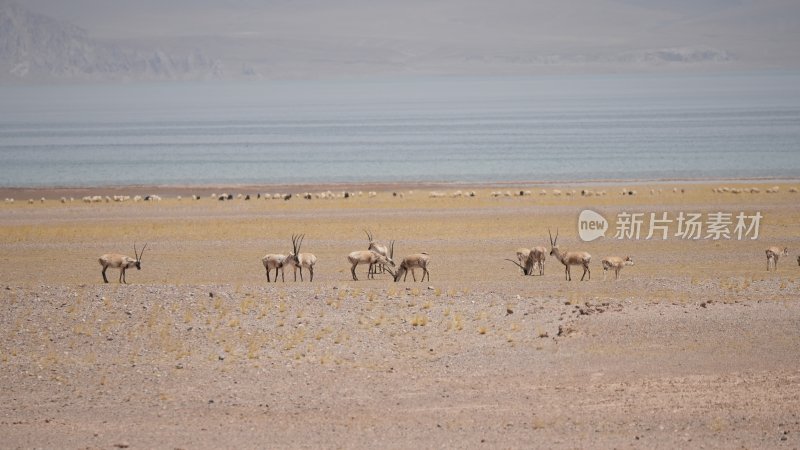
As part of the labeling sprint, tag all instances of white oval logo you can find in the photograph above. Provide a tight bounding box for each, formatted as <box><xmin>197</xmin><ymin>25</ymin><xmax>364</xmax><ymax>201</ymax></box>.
<box><xmin>578</xmin><ymin>210</ymin><xmax>608</xmax><ymax>241</ymax></box>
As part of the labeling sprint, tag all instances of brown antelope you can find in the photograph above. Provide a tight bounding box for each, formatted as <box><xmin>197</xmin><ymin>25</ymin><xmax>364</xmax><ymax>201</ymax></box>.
<box><xmin>261</xmin><ymin>253</ymin><xmax>286</xmax><ymax>282</ymax></box>
<box><xmin>507</xmin><ymin>248</ymin><xmax>534</xmax><ymax>276</ymax></box>
<box><xmin>98</xmin><ymin>243</ymin><xmax>147</xmax><ymax>284</ymax></box>
<box><xmin>283</xmin><ymin>234</ymin><xmax>317</xmax><ymax>282</ymax></box>
<box><xmin>392</xmin><ymin>253</ymin><xmax>431</xmax><ymax>282</ymax></box>
<box><xmin>365</xmin><ymin>230</ymin><xmax>390</xmax><ymax>274</ymax></box>
<box><xmin>766</xmin><ymin>246</ymin><xmax>788</xmax><ymax>271</ymax></box>
<box><xmin>347</xmin><ymin>244</ymin><xmax>395</xmax><ymax>281</ymax></box>
<box><xmin>508</xmin><ymin>245</ymin><xmax>547</xmax><ymax>276</ymax></box>
<box><xmin>530</xmin><ymin>246</ymin><xmax>546</xmax><ymax>276</ymax></box>
<box><xmin>601</xmin><ymin>256</ymin><xmax>634</xmax><ymax>280</ymax></box>
<box><xmin>548</xmin><ymin>229</ymin><xmax>591</xmax><ymax>281</ymax></box>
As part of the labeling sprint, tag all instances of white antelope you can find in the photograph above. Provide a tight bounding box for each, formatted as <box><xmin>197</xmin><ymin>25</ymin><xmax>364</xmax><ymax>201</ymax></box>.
<box><xmin>548</xmin><ymin>229</ymin><xmax>591</xmax><ymax>281</ymax></box>
<box><xmin>392</xmin><ymin>252</ymin><xmax>431</xmax><ymax>282</ymax></box>
<box><xmin>601</xmin><ymin>256</ymin><xmax>634</xmax><ymax>280</ymax></box>
<box><xmin>365</xmin><ymin>229</ymin><xmax>390</xmax><ymax>274</ymax></box>
<box><xmin>766</xmin><ymin>246</ymin><xmax>788</xmax><ymax>271</ymax></box>
<box><xmin>98</xmin><ymin>243</ymin><xmax>147</xmax><ymax>284</ymax></box>
<box><xmin>347</xmin><ymin>245</ymin><xmax>395</xmax><ymax>281</ymax></box>
<box><xmin>261</xmin><ymin>253</ymin><xmax>286</xmax><ymax>283</ymax></box>
<box><xmin>283</xmin><ymin>234</ymin><xmax>317</xmax><ymax>282</ymax></box>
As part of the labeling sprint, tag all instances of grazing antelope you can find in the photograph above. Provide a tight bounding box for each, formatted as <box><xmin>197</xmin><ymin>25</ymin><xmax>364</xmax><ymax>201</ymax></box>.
<box><xmin>261</xmin><ymin>253</ymin><xmax>286</xmax><ymax>282</ymax></box>
<box><xmin>601</xmin><ymin>256</ymin><xmax>634</xmax><ymax>280</ymax></box>
<box><xmin>98</xmin><ymin>243</ymin><xmax>147</xmax><ymax>284</ymax></box>
<box><xmin>548</xmin><ymin>229</ymin><xmax>591</xmax><ymax>281</ymax></box>
<box><xmin>507</xmin><ymin>245</ymin><xmax>548</xmax><ymax>276</ymax></box>
<box><xmin>347</xmin><ymin>246</ymin><xmax>395</xmax><ymax>281</ymax></box>
<box><xmin>283</xmin><ymin>234</ymin><xmax>317</xmax><ymax>282</ymax></box>
<box><xmin>392</xmin><ymin>252</ymin><xmax>431</xmax><ymax>282</ymax></box>
<box><xmin>766</xmin><ymin>246</ymin><xmax>789</xmax><ymax>271</ymax></box>
<box><xmin>507</xmin><ymin>247</ymin><xmax>534</xmax><ymax>276</ymax></box>
<box><xmin>365</xmin><ymin>230</ymin><xmax>390</xmax><ymax>274</ymax></box>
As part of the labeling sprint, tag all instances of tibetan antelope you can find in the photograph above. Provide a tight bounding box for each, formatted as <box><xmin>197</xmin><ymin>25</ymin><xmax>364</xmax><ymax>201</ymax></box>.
<box><xmin>98</xmin><ymin>243</ymin><xmax>147</xmax><ymax>284</ymax></box>
<box><xmin>261</xmin><ymin>253</ymin><xmax>286</xmax><ymax>282</ymax></box>
<box><xmin>365</xmin><ymin>230</ymin><xmax>390</xmax><ymax>274</ymax></box>
<box><xmin>392</xmin><ymin>252</ymin><xmax>431</xmax><ymax>282</ymax></box>
<box><xmin>766</xmin><ymin>246</ymin><xmax>789</xmax><ymax>271</ymax></box>
<box><xmin>507</xmin><ymin>247</ymin><xmax>534</xmax><ymax>276</ymax></box>
<box><xmin>507</xmin><ymin>245</ymin><xmax>547</xmax><ymax>276</ymax></box>
<box><xmin>548</xmin><ymin>229</ymin><xmax>591</xmax><ymax>281</ymax></box>
<box><xmin>283</xmin><ymin>234</ymin><xmax>317</xmax><ymax>282</ymax></box>
<box><xmin>530</xmin><ymin>246</ymin><xmax>546</xmax><ymax>276</ymax></box>
<box><xmin>347</xmin><ymin>243</ymin><xmax>395</xmax><ymax>281</ymax></box>
<box><xmin>601</xmin><ymin>256</ymin><xmax>634</xmax><ymax>280</ymax></box>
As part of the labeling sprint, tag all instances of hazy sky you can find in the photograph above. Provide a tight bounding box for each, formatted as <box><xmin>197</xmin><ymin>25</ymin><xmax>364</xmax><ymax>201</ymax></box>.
<box><xmin>13</xmin><ymin>0</ymin><xmax>800</xmax><ymax>75</ymax></box>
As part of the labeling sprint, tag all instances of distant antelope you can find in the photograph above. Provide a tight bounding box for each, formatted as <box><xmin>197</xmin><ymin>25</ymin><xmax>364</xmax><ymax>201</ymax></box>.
<box><xmin>98</xmin><ymin>243</ymin><xmax>147</xmax><ymax>284</ymax></box>
<box><xmin>601</xmin><ymin>256</ymin><xmax>634</xmax><ymax>280</ymax></box>
<box><xmin>347</xmin><ymin>244</ymin><xmax>395</xmax><ymax>281</ymax></box>
<box><xmin>261</xmin><ymin>253</ymin><xmax>286</xmax><ymax>282</ymax></box>
<box><xmin>548</xmin><ymin>229</ymin><xmax>591</xmax><ymax>281</ymax></box>
<box><xmin>365</xmin><ymin>229</ymin><xmax>390</xmax><ymax>274</ymax></box>
<box><xmin>283</xmin><ymin>234</ymin><xmax>317</xmax><ymax>282</ymax></box>
<box><xmin>766</xmin><ymin>246</ymin><xmax>789</xmax><ymax>271</ymax></box>
<box><xmin>392</xmin><ymin>252</ymin><xmax>431</xmax><ymax>282</ymax></box>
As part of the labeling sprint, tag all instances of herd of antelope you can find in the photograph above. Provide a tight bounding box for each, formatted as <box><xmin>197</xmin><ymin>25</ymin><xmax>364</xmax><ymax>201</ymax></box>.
<box><xmin>97</xmin><ymin>231</ymin><xmax>795</xmax><ymax>284</ymax></box>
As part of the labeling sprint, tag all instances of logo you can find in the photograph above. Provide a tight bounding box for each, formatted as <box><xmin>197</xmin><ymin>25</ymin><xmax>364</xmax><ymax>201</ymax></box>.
<box><xmin>578</xmin><ymin>209</ymin><xmax>608</xmax><ymax>241</ymax></box>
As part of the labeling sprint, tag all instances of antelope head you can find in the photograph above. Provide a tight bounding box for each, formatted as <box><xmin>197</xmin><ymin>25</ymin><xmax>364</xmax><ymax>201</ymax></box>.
<box><xmin>548</xmin><ymin>229</ymin><xmax>559</xmax><ymax>256</ymax></box>
<box><xmin>133</xmin><ymin>242</ymin><xmax>147</xmax><ymax>270</ymax></box>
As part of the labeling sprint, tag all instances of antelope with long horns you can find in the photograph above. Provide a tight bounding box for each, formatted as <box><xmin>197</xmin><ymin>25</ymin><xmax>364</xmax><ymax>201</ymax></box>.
<box><xmin>347</xmin><ymin>240</ymin><xmax>395</xmax><ymax>281</ymax></box>
<box><xmin>365</xmin><ymin>229</ymin><xmax>390</xmax><ymax>274</ymax></box>
<box><xmin>283</xmin><ymin>234</ymin><xmax>317</xmax><ymax>282</ymax></box>
<box><xmin>98</xmin><ymin>243</ymin><xmax>147</xmax><ymax>284</ymax></box>
<box><xmin>766</xmin><ymin>246</ymin><xmax>789</xmax><ymax>271</ymax></box>
<box><xmin>506</xmin><ymin>245</ymin><xmax>547</xmax><ymax>276</ymax></box>
<box><xmin>261</xmin><ymin>253</ymin><xmax>286</xmax><ymax>282</ymax></box>
<box><xmin>601</xmin><ymin>256</ymin><xmax>634</xmax><ymax>280</ymax></box>
<box><xmin>548</xmin><ymin>229</ymin><xmax>591</xmax><ymax>281</ymax></box>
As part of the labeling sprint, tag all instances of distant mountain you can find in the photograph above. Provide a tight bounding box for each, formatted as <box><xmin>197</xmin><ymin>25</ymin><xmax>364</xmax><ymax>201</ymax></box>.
<box><xmin>6</xmin><ymin>0</ymin><xmax>793</xmax><ymax>83</ymax></box>
<box><xmin>0</xmin><ymin>0</ymin><xmax>222</xmax><ymax>82</ymax></box>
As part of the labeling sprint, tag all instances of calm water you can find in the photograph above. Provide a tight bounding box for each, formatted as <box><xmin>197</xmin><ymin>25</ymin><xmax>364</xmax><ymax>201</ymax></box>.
<box><xmin>1</xmin><ymin>72</ymin><xmax>799</xmax><ymax>187</ymax></box>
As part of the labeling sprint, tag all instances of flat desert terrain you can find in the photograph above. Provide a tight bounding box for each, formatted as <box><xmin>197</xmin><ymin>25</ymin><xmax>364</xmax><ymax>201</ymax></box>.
<box><xmin>1</xmin><ymin>181</ymin><xmax>799</xmax><ymax>448</ymax></box>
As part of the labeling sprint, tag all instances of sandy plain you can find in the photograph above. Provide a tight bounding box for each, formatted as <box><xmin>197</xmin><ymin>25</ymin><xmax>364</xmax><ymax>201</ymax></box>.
<box><xmin>1</xmin><ymin>181</ymin><xmax>799</xmax><ymax>449</ymax></box>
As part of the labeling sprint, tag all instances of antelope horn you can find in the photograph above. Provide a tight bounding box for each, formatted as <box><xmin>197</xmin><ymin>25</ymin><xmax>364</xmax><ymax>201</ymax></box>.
<box><xmin>138</xmin><ymin>243</ymin><xmax>147</xmax><ymax>261</ymax></box>
<box><xmin>548</xmin><ymin>229</ymin><xmax>553</xmax><ymax>246</ymax></box>
<box><xmin>364</xmin><ymin>229</ymin><xmax>373</xmax><ymax>242</ymax></box>
<box><xmin>505</xmin><ymin>258</ymin><xmax>527</xmax><ymax>273</ymax></box>
<box><xmin>389</xmin><ymin>240</ymin><xmax>395</xmax><ymax>259</ymax></box>
<box><xmin>555</xmin><ymin>228</ymin><xmax>559</xmax><ymax>246</ymax></box>
<box><xmin>133</xmin><ymin>242</ymin><xmax>139</xmax><ymax>260</ymax></box>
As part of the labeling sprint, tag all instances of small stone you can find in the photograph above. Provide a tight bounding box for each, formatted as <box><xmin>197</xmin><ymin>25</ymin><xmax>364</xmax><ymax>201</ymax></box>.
<box><xmin>700</xmin><ymin>302</ymin><xmax>707</xmax><ymax>308</ymax></box>
<box><xmin>114</xmin><ymin>443</ymin><xmax>130</xmax><ymax>448</ymax></box>
<box><xmin>209</xmin><ymin>292</ymin><xmax>214</xmax><ymax>298</ymax></box>
<box><xmin>175</xmin><ymin>363</ymin><xmax>184</xmax><ymax>369</ymax></box>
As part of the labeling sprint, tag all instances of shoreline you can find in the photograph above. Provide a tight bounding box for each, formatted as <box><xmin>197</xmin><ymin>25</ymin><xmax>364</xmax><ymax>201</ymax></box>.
<box><xmin>2</xmin><ymin>176</ymin><xmax>798</xmax><ymax>199</ymax></box>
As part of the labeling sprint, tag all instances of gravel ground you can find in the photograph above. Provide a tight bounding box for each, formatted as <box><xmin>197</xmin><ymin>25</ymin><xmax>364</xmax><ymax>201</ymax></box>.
<box><xmin>1</xmin><ymin>182</ymin><xmax>799</xmax><ymax>448</ymax></box>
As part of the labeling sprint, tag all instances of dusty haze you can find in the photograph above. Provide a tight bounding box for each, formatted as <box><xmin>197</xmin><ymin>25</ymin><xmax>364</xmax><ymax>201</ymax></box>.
<box><xmin>3</xmin><ymin>0</ymin><xmax>799</xmax><ymax>81</ymax></box>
